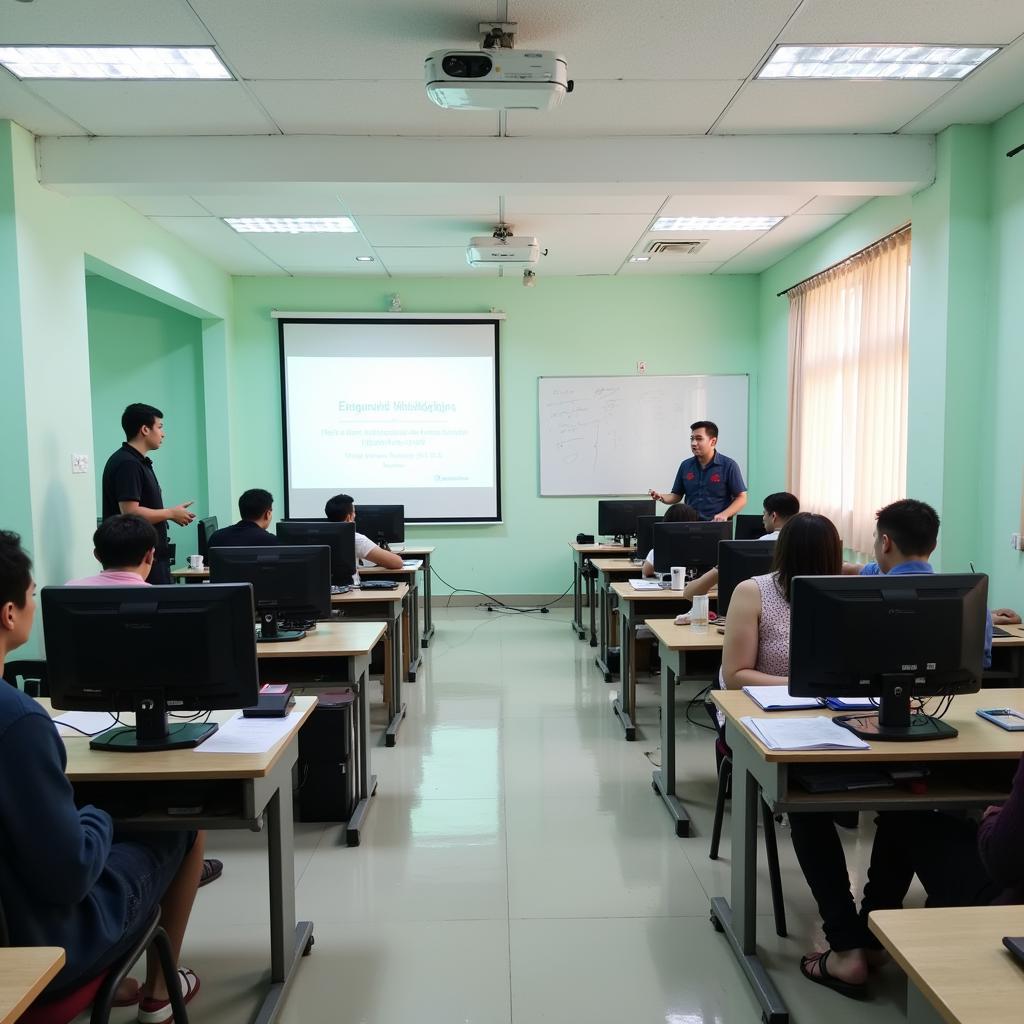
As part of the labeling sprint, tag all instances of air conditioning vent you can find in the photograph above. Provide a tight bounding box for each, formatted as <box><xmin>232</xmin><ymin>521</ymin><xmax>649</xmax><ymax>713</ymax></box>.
<box><xmin>646</xmin><ymin>239</ymin><xmax>707</xmax><ymax>255</ymax></box>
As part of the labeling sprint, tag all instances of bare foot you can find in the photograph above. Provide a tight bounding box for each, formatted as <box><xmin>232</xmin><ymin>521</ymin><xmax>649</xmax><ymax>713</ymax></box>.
<box><xmin>866</xmin><ymin>948</ymin><xmax>892</xmax><ymax>970</ymax></box>
<box><xmin>802</xmin><ymin>947</ymin><xmax>869</xmax><ymax>986</ymax></box>
<box><xmin>114</xmin><ymin>977</ymin><xmax>141</xmax><ymax>1005</ymax></box>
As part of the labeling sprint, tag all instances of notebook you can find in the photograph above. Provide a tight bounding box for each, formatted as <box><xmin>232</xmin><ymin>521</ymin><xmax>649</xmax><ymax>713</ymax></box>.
<box><xmin>740</xmin><ymin>715</ymin><xmax>871</xmax><ymax>751</ymax></box>
<box><xmin>629</xmin><ymin>579</ymin><xmax>663</xmax><ymax>591</ymax></box>
<box><xmin>742</xmin><ymin>685</ymin><xmax>821</xmax><ymax>711</ymax></box>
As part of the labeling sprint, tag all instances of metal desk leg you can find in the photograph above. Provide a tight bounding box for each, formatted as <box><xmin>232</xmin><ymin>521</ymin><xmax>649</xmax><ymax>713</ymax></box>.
<box><xmin>709</xmin><ymin>737</ymin><xmax>788</xmax><ymax>1024</ymax></box>
<box><xmin>346</xmin><ymin>654</ymin><xmax>377</xmax><ymax>847</ymax></box>
<box><xmin>595</xmin><ymin>573</ymin><xmax>614</xmax><ymax>682</ymax></box>
<box><xmin>403</xmin><ymin>586</ymin><xmax>422</xmax><ymax>681</ymax></box>
<box><xmin>612</xmin><ymin>600</ymin><xmax>636</xmax><ymax>740</ymax></box>
<box><xmin>257</xmin><ymin>759</ymin><xmax>314</xmax><ymax>1024</ymax></box>
<box><xmin>651</xmin><ymin>646</ymin><xmax>691</xmax><ymax>836</ymax></box>
<box><xmin>385</xmin><ymin>615</ymin><xmax>407</xmax><ymax>748</ymax></box>
<box><xmin>419</xmin><ymin>554</ymin><xmax>434</xmax><ymax>648</ymax></box>
<box><xmin>571</xmin><ymin>551</ymin><xmax>586</xmax><ymax>640</ymax></box>
<box><xmin>587</xmin><ymin>560</ymin><xmax>598</xmax><ymax>646</ymax></box>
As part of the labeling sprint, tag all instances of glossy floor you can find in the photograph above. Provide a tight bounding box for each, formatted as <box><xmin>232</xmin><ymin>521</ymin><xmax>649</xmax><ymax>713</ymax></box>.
<box><xmin>156</xmin><ymin>608</ymin><xmax>921</xmax><ymax>1023</ymax></box>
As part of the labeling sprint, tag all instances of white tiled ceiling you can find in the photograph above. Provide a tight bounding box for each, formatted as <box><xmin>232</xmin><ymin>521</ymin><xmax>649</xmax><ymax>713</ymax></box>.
<box><xmin>3</xmin><ymin>0</ymin><xmax>1023</xmax><ymax>277</ymax></box>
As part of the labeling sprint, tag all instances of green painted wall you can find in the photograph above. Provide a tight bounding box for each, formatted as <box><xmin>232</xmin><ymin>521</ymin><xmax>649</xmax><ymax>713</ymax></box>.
<box><xmin>230</xmin><ymin>276</ymin><xmax>761</xmax><ymax>596</ymax></box>
<box><xmin>86</xmin><ymin>274</ymin><xmax>209</xmax><ymax>559</ymax></box>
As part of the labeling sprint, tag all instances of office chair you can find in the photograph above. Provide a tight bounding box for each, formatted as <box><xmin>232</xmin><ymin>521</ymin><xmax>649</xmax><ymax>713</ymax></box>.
<box><xmin>4</xmin><ymin>660</ymin><xmax>48</xmax><ymax>697</ymax></box>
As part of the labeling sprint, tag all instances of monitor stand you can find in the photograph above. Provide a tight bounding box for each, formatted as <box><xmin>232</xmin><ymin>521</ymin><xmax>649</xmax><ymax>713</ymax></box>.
<box><xmin>833</xmin><ymin>678</ymin><xmax>959</xmax><ymax>742</ymax></box>
<box><xmin>90</xmin><ymin>693</ymin><xmax>219</xmax><ymax>752</ymax></box>
<box><xmin>375</xmin><ymin>533</ymin><xmax>391</xmax><ymax>551</ymax></box>
<box><xmin>257</xmin><ymin>612</ymin><xmax>305</xmax><ymax>643</ymax></box>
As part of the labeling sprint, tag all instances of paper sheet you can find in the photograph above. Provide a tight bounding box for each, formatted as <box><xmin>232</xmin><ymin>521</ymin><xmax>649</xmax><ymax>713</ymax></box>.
<box><xmin>53</xmin><ymin>711</ymin><xmax>118</xmax><ymax>738</ymax></box>
<box><xmin>629</xmin><ymin>579</ymin><xmax>663</xmax><ymax>590</ymax></box>
<box><xmin>741</xmin><ymin>715</ymin><xmax>870</xmax><ymax>750</ymax></box>
<box><xmin>742</xmin><ymin>686</ymin><xmax>821</xmax><ymax>712</ymax></box>
<box><xmin>193</xmin><ymin>710</ymin><xmax>301</xmax><ymax>754</ymax></box>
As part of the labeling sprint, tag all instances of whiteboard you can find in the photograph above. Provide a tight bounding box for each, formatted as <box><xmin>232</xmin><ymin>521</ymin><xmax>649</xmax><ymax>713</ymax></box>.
<box><xmin>538</xmin><ymin>374</ymin><xmax>748</xmax><ymax>496</ymax></box>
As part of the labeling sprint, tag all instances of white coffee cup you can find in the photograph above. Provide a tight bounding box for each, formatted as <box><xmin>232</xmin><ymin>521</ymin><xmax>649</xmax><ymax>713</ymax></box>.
<box><xmin>670</xmin><ymin>566</ymin><xmax>686</xmax><ymax>591</ymax></box>
<box><xmin>188</xmin><ymin>554</ymin><xmax>205</xmax><ymax>570</ymax></box>
<box><xmin>691</xmin><ymin>594</ymin><xmax>710</xmax><ymax>626</ymax></box>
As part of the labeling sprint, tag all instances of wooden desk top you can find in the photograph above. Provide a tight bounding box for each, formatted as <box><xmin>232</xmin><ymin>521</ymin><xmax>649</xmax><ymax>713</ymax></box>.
<box><xmin>712</xmin><ymin>688</ymin><xmax>1024</xmax><ymax>764</ymax></box>
<box><xmin>331</xmin><ymin>582</ymin><xmax>409</xmax><ymax>606</ymax></box>
<box><xmin>171</xmin><ymin>566</ymin><xmax>209</xmax><ymax>579</ymax></box>
<box><xmin>258</xmin><ymin>620</ymin><xmax>385</xmax><ymax>657</ymax></box>
<box><xmin>591</xmin><ymin>558</ymin><xmax>643</xmax><ymax>573</ymax></box>
<box><xmin>611</xmin><ymin>581</ymin><xmax>695</xmax><ymax>602</ymax></box>
<box><xmin>646</xmin><ymin>618</ymin><xmax>725</xmax><ymax>651</ymax></box>
<box><xmin>994</xmin><ymin>623</ymin><xmax>1024</xmax><ymax>647</ymax></box>
<box><xmin>398</xmin><ymin>546</ymin><xmax>434</xmax><ymax>556</ymax></box>
<box><xmin>569</xmin><ymin>542</ymin><xmax>631</xmax><ymax>555</ymax></box>
<box><xmin>44</xmin><ymin>697</ymin><xmax>316</xmax><ymax>782</ymax></box>
<box><xmin>0</xmin><ymin>948</ymin><xmax>65</xmax><ymax>1024</ymax></box>
<box><xmin>869</xmin><ymin>906</ymin><xmax>1024</xmax><ymax>1024</ymax></box>
<box><xmin>357</xmin><ymin>563</ymin><xmax>422</xmax><ymax>577</ymax></box>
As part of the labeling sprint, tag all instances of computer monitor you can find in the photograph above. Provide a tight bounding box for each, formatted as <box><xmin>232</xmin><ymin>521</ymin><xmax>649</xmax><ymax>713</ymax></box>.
<box><xmin>789</xmin><ymin>574</ymin><xmax>988</xmax><ymax>741</ymax></box>
<box><xmin>734</xmin><ymin>514</ymin><xmax>765</xmax><ymax>541</ymax></box>
<box><xmin>634</xmin><ymin>514</ymin><xmax>658</xmax><ymax>561</ymax></box>
<box><xmin>42</xmin><ymin>583</ymin><xmax>259</xmax><ymax>752</ymax></box>
<box><xmin>355</xmin><ymin>504</ymin><xmax>405</xmax><ymax>550</ymax></box>
<box><xmin>652</xmin><ymin>521</ymin><xmax>731</xmax><ymax>574</ymax></box>
<box><xmin>196</xmin><ymin>515</ymin><xmax>218</xmax><ymax>559</ymax></box>
<box><xmin>597</xmin><ymin>499</ymin><xmax>657</xmax><ymax>543</ymax></box>
<box><xmin>209</xmin><ymin>545</ymin><xmax>331</xmax><ymax>642</ymax></box>
<box><xmin>277</xmin><ymin>520</ymin><xmax>356</xmax><ymax>587</ymax></box>
<box><xmin>717</xmin><ymin>540</ymin><xmax>777</xmax><ymax>616</ymax></box>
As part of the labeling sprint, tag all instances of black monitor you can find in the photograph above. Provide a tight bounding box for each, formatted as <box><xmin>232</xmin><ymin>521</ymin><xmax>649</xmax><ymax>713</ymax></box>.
<box><xmin>652</xmin><ymin>521</ymin><xmax>731</xmax><ymax>574</ymax></box>
<box><xmin>635</xmin><ymin>514</ymin><xmax>658</xmax><ymax>561</ymax></box>
<box><xmin>597</xmin><ymin>500</ymin><xmax>656</xmax><ymax>543</ymax></box>
<box><xmin>734</xmin><ymin>514</ymin><xmax>765</xmax><ymax>541</ymax></box>
<box><xmin>789</xmin><ymin>574</ymin><xmax>988</xmax><ymax>741</ymax></box>
<box><xmin>277</xmin><ymin>520</ymin><xmax>356</xmax><ymax>587</ymax></box>
<box><xmin>209</xmin><ymin>545</ymin><xmax>331</xmax><ymax>642</ymax></box>
<box><xmin>196</xmin><ymin>516</ymin><xmax>218</xmax><ymax>559</ymax></box>
<box><xmin>717</xmin><ymin>540</ymin><xmax>777</xmax><ymax>616</ymax></box>
<box><xmin>42</xmin><ymin>583</ymin><xmax>259</xmax><ymax>752</ymax></box>
<box><xmin>354</xmin><ymin>504</ymin><xmax>405</xmax><ymax>550</ymax></box>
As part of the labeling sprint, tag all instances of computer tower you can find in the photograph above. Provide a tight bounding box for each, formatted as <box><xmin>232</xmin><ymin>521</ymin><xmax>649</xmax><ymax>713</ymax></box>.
<box><xmin>295</xmin><ymin>689</ymin><xmax>355</xmax><ymax>823</ymax></box>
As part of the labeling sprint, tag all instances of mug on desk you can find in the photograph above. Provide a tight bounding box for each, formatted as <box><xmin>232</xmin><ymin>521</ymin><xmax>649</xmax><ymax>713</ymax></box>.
<box><xmin>670</xmin><ymin>566</ymin><xmax>686</xmax><ymax>591</ymax></box>
<box><xmin>188</xmin><ymin>554</ymin><xmax>205</xmax><ymax>570</ymax></box>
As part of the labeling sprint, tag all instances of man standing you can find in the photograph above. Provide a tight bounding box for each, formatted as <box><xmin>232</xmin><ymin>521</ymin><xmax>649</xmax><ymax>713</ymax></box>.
<box><xmin>101</xmin><ymin>403</ymin><xmax>195</xmax><ymax>585</ymax></box>
<box><xmin>649</xmin><ymin>420</ymin><xmax>747</xmax><ymax>522</ymax></box>
<box><xmin>206</xmin><ymin>490</ymin><xmax>279</xmax><ymax>549</ymax></box>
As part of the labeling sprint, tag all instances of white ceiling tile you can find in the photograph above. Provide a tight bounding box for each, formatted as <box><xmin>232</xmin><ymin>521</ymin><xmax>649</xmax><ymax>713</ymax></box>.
<box><xmin>1</xmin><ymin>1</ymin><xmax>213</xmax><ymax>45</ymax></box>
<box><xmin>504</xmin><ymin>194</ymin><xmax>667</xmax><ymax>215</ymax></box>
<box><xmin>358</xmin><ymin>216</ymin><xmax>497</xmax><ymax>247</ymax></box>
<box><xmin>618</xmin><ymin>260</ymin><xmax>724</xmax><ymax>275</ymax></box>
<box><xmin>27</xmin><ymin>81</ymin><xmax>277</xmax><ymax>135</ymax></box>
<box><xmin>122</xmin><ymin>195</ymin><xmax>209</xmax><ymax>216</ymax></box>
<box><xmin>715</xmin><ymin>80</ymin><xmax>955</xmax><ymax>134</ymax></box>
<box><xmin>151</xmin><ymin>217</ymin><xmax>286</xmax><ymax>274</ymax></box>
<box><xmin>0</xmin><ymin>74</ymin><xmax>88</xmax><ymax>136</ymax></box>
<box><xmin>192</xmin><ymin>191</ymin><xmax>352</xmax><ymax>217</ymax></box>
<box><xmin>505</xmin><ymin>81</ymin><xmax>739</xmax><ymax>137</ymax></box>
<box><xmin>716</xmin><ymin>214</ymin><xmax>845</xmax><ymax>273</ymax></box>
<box><xmin>340</xmin><ymin>186</ymin><xmax>498</xmax><ymax>217</ymax></box>
<box><xmin>780</xmin><ymin>0</ymin><xmax>1024</xmax><ymax>45</ymax></box>
<box><xmin>248</xmin><ymin>80</ymin><xmax>497</xmax><ymax>136</ymax></box>
<box><xmin>797</xmin><ymin>195</ymin><xmax>871</xmax><ymax>214</ymax></box>
<box><xmin>640</xmin><ymin>229</ymin><xmax>774</xmax><ymax>261</ymax></box>
<box><xmin>900</xmin><ymin>40</ymin><xmax>1024</xmax><ymax>133</ymax></box>
<box><xmin>659</xmin><ymin>194</ymin><xmax>812</xmax><ymax>217</ymax></box>
<box><xmin>374</xmin><ymin>247</ymin><xmax>498</xmax><ymax>276</ymax></box>
<box><xmin>511</xmin><ymin>214</ymin><xmax>653</xmax><ymax>275</ymax></box>
<box><xmin>237</xmin><ymin>231</ymin><xmax>378</xmax><ymax>272</ymax></box>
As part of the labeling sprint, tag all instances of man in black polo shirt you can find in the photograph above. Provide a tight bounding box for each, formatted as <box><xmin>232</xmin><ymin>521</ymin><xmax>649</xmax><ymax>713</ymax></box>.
<box><xmin>101</xmin><ymin>403</ymin><xmax>195</xmax><ymax>585</ymax></box>
<box><xmin>206</xmin><ymin>489</ymin><xmax>279</xmax><ymax>548</ymax></box>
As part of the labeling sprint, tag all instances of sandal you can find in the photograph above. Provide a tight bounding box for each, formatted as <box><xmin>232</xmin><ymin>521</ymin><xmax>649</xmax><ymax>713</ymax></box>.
<box><xmin>113</xmin><ymin>978</ymin><xmax>141</xmax><ymax>1007</ymax></box>
<box><xmin>199</xmin><ymin>857</ymin><xmax>223</xmax><ymax>888</ymax></box>
<box><xmin>138</xmin><ymin>968</ymin><xmax>200</xmax><ymax>1024</ymax></box>
<box><xmin>799</xmin><ymin>950</ymin><xmax>868</xmax><ymax>1001</ymax></box>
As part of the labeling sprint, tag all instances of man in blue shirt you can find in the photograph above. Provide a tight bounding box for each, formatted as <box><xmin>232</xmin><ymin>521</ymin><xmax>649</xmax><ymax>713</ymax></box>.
<box><xmin>649</xmin><ymin>420</ymin><xmax>747</xmax><ymax>522</ymax></box>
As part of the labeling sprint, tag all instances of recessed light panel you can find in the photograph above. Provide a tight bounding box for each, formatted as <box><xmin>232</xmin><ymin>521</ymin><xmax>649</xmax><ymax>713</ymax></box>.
<box><xmin>758</xmin><ymin>44</ymin><xmax>998</xmax><ymax>81</ymax></box>
<box><xmin>225</xmin><ymin>217</ymin><xmax>357</xmax><ymax>234</ymax></box>
<box><xmin>629</xmin><ymin>256</ymin><xmax>651</xmax><ymax>263</ymax></box>
<box><xmin>0</xmin><ymin>46</ymin><xmax>232</xmax><ymax>80</ymax></box>
<box><xmin>355</xmin><ymin>256</ymin><xmax>375</xmax><ymax>262</ymax></box>
<box><xmin>652</xmin><ymin>216</ymin><xmax>782</xmax><ymax>232</ymax></box>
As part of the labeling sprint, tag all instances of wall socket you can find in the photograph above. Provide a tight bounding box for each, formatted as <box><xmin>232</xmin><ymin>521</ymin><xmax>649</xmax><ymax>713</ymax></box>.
<box><xmin>636</xmin><ymin>360</ymin><xmax>647</xmax><ymax>374</ymax></box>
<box><xmin>1013</xmin><ymin>532</ymin><xmax>1022</xmax><ymax>552</ymax></box>
<box><xmin>71</xmin><ymin>454</ymin><xmax>89</xmax><ymax>475</ymax></box>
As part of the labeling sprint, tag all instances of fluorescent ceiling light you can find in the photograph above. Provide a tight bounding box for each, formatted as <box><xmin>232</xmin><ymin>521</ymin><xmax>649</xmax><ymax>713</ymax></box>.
<box><xmin>355</xmin><ymin>256</ymin><xmax>375</xmax><ymax>262</ymax></box>
<box><xmin>629</xmin><ymin>256</ymin><xmax>651</xmax><ymax>263</ymax></box>
<box><xmin>758</xmin><ymin>44</ymin><xmax>998</xmax><ymax>81</ymax></box>
<box><xmin>0</xmin><ymin>45</ymin><xmax>232</xmax><ymax>80</ymax></box>
<box><xmin>225</xmin><ymin>217</ymin><xmax>357</xmax><ymax>234</ymax></box>
<box><xmin>652</xmin><ymin>216</ymin><xmax>782</xmax><ymax>231</ymax></box>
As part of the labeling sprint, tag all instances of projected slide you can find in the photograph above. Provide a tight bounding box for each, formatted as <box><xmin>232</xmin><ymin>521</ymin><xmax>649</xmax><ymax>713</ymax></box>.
<box><xmin>279</xmin><ymin>319</ymin><xmax>501</xmax><ymax>522</ymax></box>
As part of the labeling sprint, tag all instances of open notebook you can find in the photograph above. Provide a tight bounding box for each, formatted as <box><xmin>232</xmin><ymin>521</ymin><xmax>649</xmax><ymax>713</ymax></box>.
<box><xmin>740</xmin><ymin>715</ymin><xmax>870</xmax><ymax>751</ymax></box>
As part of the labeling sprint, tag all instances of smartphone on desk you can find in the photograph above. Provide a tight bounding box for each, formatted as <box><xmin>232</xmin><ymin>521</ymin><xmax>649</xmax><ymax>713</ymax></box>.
<box><xmin>976</xmin><ymin>708</ymin><xmax>1024</xmax><ymax>731</ymax></box>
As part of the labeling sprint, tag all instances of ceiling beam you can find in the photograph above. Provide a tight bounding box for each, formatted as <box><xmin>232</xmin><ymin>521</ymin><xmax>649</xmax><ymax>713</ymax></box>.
<box><xmin>37</xmin><ymin>134</ymin><xmax>934</xmax><ymax>196</ymax></box>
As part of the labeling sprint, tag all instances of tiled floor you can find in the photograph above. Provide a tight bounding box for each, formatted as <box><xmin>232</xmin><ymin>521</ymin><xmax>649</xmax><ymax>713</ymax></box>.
<box><xmin>153</xmin><ymin>607</ymin><xmax>921</xmax><ymax>1023</ymax></box>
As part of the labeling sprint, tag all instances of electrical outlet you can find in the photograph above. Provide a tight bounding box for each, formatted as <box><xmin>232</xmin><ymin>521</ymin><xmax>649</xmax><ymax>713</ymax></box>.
<box><xmin>1013</xmin><ymin>532</ymin><xmax>1021</xmax><ymax>552</ymax></box>
<box><xmin>636</xmin><ymin>360</ymin><xmax>647</xmax><ymax>375</ymax></box>
<box><xmin>71</xmin><ymin>454</ymin><xmax>89</xmax><ymax>475</ymax></box>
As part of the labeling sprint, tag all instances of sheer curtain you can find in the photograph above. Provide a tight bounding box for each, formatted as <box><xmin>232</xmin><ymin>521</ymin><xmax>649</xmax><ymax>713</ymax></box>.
<box><xmin>787</xmin><ymin>227</ymin><xmax>911</xmax><ymax>556</ymax></box>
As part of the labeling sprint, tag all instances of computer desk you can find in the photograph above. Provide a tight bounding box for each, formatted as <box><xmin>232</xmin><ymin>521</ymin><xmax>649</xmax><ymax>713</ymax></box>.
<box><xmin>49</xmin><ymin>696</ymin><xmax>318</xmax><ymax>1024</ymax></box>
<box><xmin>258</xmin><ymin>623</ymin><xmax>384</xmax><ymax>839</ymax></box>
<box><xmin>169</xmin><ymin>565</ymin><xmax>209</xmax><ymax>582</ymax></box>
<box><xmin>868</xmin><ymin>905</ymin><xmax>1024</xmax><ymax>1024</ymax></box>
<box><xmin>709</xmin><ymin>688</ymin><xmax>1024</xmax><ymax>1024</ymax></box>
<box><xmin>351</xmin><ymin>568</ymin><xmax>423</xmax><ymax>678</ymax></box>
<box><xmin>590</xmin><ymin>558</ymin><xmax>643</xmax><ymax>681</ymax></box>
<box><xmin>387</xmin><ymin>546</ymin><xmax>436</xmax><ymax>647</ymax></box>
<box><xmin>0</xmin><ymin>948</ymin><xmax>65</xmax><ymax>1024</ymax></box>
<box><xmin>987</xmin><ymin>622</ymin><xmax>1024</xmax><ymax>687</ymax></box>
<box><xmin>568</xmin><ymin>542</ymin><xmax>631</xmax><ymax>645</ymax></box>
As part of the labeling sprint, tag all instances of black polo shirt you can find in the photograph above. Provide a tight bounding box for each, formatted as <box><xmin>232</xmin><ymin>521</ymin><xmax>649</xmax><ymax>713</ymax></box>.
<box><xmin>101</xmin><ymin>443</ymin><xmax>168</xmax><ymax>553</ymax></box>
<box><xmin>207</xmin><ymin>521</ymin><xmax>279</xmax><ymax>549</ymax></box>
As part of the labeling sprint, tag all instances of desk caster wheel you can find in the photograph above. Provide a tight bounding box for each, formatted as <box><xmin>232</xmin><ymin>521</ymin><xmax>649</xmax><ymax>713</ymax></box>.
<box><xmin>710</xmin><ymin>912</ymin><xmax>724</xmax><ymax>933</ymax></box>
<box><xmin>303</xmin><ymin>934</ymin><xmax>315</xmax><ymax>956</ymax></box>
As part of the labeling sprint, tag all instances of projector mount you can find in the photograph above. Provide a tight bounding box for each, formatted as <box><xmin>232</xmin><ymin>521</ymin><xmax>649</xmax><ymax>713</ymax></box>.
<box><xmin>479</xmin><ymin>22</ymin><xmax>517</xmax><ymax>49</ymax></box>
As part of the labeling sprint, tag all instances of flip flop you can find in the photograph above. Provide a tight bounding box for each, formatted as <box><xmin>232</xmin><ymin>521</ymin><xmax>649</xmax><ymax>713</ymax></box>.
<box><xmin>113</xmin><ymin>979</ymin><xmax>141</xmax><ymax>1007</ymax></box>
<box><xmin>138</xmin><ymin>968</ymin><xmax>200</xmax><ymax>1024</ymax></box>
<box><xmin>199</xmin><ymin>857</ymin><xmax>223</xmax><ymax>887</ymax></box>
<box><xmin>799</xmin><ymin>950</ymin><xmax>868</xmax><ymax>1001</ymax></box>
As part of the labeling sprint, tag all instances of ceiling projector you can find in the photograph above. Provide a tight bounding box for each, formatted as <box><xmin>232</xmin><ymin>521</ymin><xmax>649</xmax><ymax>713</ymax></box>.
<box><xmin>467</xmin><ymin>233</ymin><xmax>540</xmax><ymax>267</ymax></box>
<box><xmin>425</xmin><ymin>49</ymin><xmax>571</xmax><ymax>110</ymax></box>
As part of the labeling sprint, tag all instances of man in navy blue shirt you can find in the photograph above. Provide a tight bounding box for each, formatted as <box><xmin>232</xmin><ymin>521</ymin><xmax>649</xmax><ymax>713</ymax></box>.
<box><xmin>649</xmin><ymin>420</ymin><xmax>747</xmax><ymax>521</ymax></box>
<box><xmin>206</xmin><ymin>489</ymin><xmax>279</xmax><ymax>549</ymax></box>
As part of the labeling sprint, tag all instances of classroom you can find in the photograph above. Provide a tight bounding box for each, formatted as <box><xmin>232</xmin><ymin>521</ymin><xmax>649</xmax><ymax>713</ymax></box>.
<box><xmin>2</xmin><ymin>2</ymin><xmax>1024</xmax><ymax>1024</ymax></box>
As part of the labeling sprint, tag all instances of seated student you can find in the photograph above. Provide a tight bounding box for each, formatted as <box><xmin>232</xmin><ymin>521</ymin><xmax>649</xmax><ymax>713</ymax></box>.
<box><xmin>206</xmin><ymin>489</ymin><xmax>279</xmax><ymax>548</ymax></box>
<box><xmin>0</xmin><ymin>530</ymin><xmax>203</xmax><ymax>1021</ymax></box>
<box><xmin>324</xmin><ymin>493</ymin><xmax>403</xmax><ymax>576</ymax></box>
<box><xmin>684</xmin><ymin>491</ymin><xmax>801</xmax><ymax>599</ymax></box>
<box><xmin>641</xmin><ymin>503</ymin><xmax>702</xmax><ymax>578</ymax></box>
<box><xmin>993</xmin><ymin>607</ymin><xmax>1022</xmax><ymax>625</ymax></box>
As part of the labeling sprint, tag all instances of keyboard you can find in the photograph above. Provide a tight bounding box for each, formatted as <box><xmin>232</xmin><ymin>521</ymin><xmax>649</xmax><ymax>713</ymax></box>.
<box><xmin>331</xmin><ymin>585</ymin><xmax>351</xmax><ymax>595</ymax></box>
<box><xmin>360</xmin><ymin>580</ymin><xmax>399</xmax><ymax>591</ymax></box>
<box><xmin>994</xmin><ymin>625</ymin><xmax>1013</xmax><ymax>638</ymax></box>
